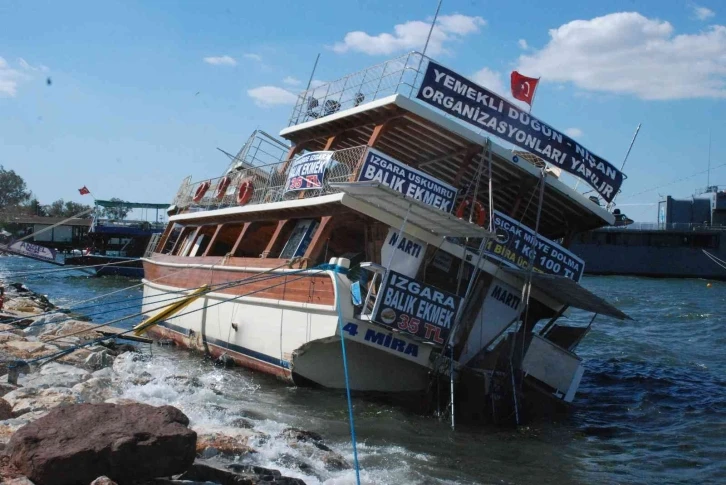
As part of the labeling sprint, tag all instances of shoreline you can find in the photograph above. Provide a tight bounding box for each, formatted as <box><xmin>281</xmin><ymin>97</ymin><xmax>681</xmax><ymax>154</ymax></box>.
<box><xmin>0</xmin><ymin>280</ymin><xmax>349</xmax><ymax>484</ymax></box>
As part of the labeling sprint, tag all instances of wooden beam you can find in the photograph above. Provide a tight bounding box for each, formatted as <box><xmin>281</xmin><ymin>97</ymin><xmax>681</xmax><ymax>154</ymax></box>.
<box><xmin>202</xmin><ymin>224</ymin><xmax>223</xmax><ymax>257</ymax></box>
<box><xmin>323</xmin><ymin>135</ymin><xmax>338</xmax><ymax>151</ymax></box>
<box><xmin>230</xmin><ymin>222</ymin><xmax>252</xmax><ymax>256</ymax></box>
<box><xmin>452</xmin><ymin>145</ymin><xmax>483</xmax><ymax>187</ymax></box>
<box><xmin>302</xmin><ymin>216</ymin><xmax>333</xmax><ymax>264</ymax></box>
<box><xmin>262</xmin><ymin>220</ymin><xmax>289</xmax><ymax>258</ymax></box>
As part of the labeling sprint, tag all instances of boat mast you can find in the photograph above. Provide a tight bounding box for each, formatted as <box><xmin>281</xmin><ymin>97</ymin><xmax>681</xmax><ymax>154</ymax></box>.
<box><xmin>304</xmin><ymin>53</ymin><xmax>320</xmax><ymax>92</ymax></box>
<box><xmin>608</xmin><ymin>123</ymin><xmax>641</xmax><ymax>210</ymax></box>
<box><xmin>707</xmin><ymin>129</ymin><xmax>712</xmax><ymax>189</ymax></box>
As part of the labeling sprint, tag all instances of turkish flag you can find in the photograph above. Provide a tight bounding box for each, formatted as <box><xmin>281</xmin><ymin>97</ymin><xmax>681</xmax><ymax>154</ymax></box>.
<box><xmin>510</xmin><ymin>71</ymin><xmax>539</xmax><ymax>106</ymax></box>
<box><xmin>78</xmin><ymin>186</ymin><xmax>90</xmax><ymax>195</ymax></box>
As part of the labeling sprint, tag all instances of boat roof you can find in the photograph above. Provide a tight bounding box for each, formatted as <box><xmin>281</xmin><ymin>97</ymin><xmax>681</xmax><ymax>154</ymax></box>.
<box><xmin>280</xmin><ymin>93</ymin><xmax>612</xmax><ymax>239</ymax></box>
<box><xmin>95</xmin><ymin>200</ymin><xmax>169</xmax><ymax>210</ymax></box>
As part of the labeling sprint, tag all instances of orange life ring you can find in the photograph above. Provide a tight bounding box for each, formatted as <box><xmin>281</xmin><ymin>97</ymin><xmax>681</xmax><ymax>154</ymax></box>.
<box><xmin>456</xmin><ymin>198</ymin><xmax>486</xmax><ymax>226</ymax></box>
<box><xmin>193</xmin><ymin>181</ymin><xmax>211</xmax><ymax>202</ymax></box>
<box><xmin>237</xmin><ymin>179</ymin><xmax>254</xmax><ymax>205</ymax></box>
<box><xmin>215</xmin><ymin>176</ymin><xmax>231</xmax><ymax>200</ymax></box>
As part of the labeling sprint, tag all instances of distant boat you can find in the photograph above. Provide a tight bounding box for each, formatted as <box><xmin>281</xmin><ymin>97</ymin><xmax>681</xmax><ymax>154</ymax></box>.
<box><xmin>571</xmin><ymin>187</ymin><xmax>726</xmax><ymax>280</ymax></box>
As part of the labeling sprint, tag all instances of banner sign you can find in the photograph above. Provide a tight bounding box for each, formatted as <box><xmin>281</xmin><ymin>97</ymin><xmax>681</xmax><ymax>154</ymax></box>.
<box><xmin>416</xmin><ymin>61</ymin><xmax>624</xmax><ymax>203</ymax></box>
<box><xmin>460</xmin><ymin>279</ymin><xmax>523</xmax><ymax>364</ymax></box>
<box><xmin>484</xmin><ymin>211</ymin><xmax>585</xmax><ymax>281</ymax></box>
<box><xmin>380</xmin><ymin>227</ymin><xmax>427</xmax><ymax>278</ymax></box>
<box><xmin>372</xmin><ymin>270</ymin><xmax>462</xmax><ymax>345</ymax></box>
<box><xmin>358</xmin><ymin>148</ymin><xmax>457</xmax><ymax>212</ymax></box>
<box><xmin>284</xmin><ymin>151</ymin><xmax>334</xmax><ymax>193</ymax></box>
<box><xmin>6</xmin><ymin>240</ymin><xmax>57</xmax><ymax>263</ymax></box>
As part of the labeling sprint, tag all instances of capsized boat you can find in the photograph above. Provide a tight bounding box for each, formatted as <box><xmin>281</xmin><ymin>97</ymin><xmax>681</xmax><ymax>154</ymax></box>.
<box><xmin>141</xmin><ymin>53</ymin><xmax>630</xmax><ymax>422</ymax></box>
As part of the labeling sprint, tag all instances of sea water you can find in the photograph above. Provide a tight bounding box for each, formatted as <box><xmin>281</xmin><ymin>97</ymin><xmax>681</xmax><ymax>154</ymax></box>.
<box><xmin>1</xmin><ymin>255</ymin><xmax>724</xmax><ymax>484</ymax></box>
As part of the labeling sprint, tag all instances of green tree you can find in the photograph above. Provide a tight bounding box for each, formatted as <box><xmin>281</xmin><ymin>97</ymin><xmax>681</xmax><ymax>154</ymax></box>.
<box><xmin>0</xmin><ymin>166</ymin><xmax>30</xmax><ymax>209</ymax></box>
<box><xmin>44</xmin><ymin>199</ymin><xmax>93</xmax><ymax>218</ymax></box>
<box><xmin>101</xmin><ymin>197</ymin><xmax>130</xmax><ymax>220</ymax></box>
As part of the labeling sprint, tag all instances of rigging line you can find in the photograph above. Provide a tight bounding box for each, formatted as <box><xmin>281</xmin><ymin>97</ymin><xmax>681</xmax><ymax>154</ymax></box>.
<box><xmin>6</xmin><ymin>258</ymin><xmax>139</xmax><ymax>277</ymax></box>
<box><xmin>703</xmin><ymin>250</ymin><xmax>726</xmax><ymax>270</ymax></box>
<box><xmin>617</xmin><ymin>162</ymin><xmax>726</xmax><ymax>201</ymax></box>
<box><xmin>333</xmin><ymin>275</ymin><xmax>362</xmax><ymax>485</ymax></box>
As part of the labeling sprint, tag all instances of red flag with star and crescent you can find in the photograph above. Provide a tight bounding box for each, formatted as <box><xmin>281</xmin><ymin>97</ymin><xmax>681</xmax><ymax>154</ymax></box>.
<box><xmin>78</xmin><ymin>186</ymin><xmax>90</xmax><ymax>195</ymax></box>
<box><xmin>510</xmin><ymin>71</ymin><xmax>540</xmax><ymax>106</ymax></box>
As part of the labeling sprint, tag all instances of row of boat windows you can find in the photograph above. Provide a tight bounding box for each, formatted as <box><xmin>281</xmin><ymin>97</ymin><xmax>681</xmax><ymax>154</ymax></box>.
<box><xmin>157</xmin><ymin>218</ymin><xmax>366</xmax><ymax>262</ymax></box>
<box><xmin>575</xmin><ymin>232</ymin><xmax>720</xmax><ymax>249</ymax></box>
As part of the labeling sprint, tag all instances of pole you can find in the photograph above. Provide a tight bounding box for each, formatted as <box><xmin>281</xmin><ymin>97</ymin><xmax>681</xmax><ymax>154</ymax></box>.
<box><xmin>421</xmin><ymin>0</ymin><xmax>443</xmax><ymax>58</ymax></box>
<box><xmin>528</xmin><ymin>77</ymin><xmax>541</xmax><ymax>114</ymax></box>
<box><xmin>304</xmin><ymin>53</ymin><xmax>320</xmax><ymax>93</ymax></box>
<box><xmin>707</xmin><ymin>130</ymin><xmax>712</xmax><ymax>188</ymax></box>
<box><xmin>608</xmin><ymin>123</ymin><xmax>642</xmax><ymax>209</ymax></box>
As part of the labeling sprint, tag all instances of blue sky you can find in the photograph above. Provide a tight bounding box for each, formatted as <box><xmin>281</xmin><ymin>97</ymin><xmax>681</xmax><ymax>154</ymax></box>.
<box><xmin>1</xmin><ymin>0</ymin><xmax>724</xmax><ymax>222</ymax></box>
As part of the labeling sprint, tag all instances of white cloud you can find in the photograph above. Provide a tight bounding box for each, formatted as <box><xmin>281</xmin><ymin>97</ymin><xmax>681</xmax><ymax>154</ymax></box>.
<box><xmin>331</xmin><ymin>14</ymin><xmax>485</xmax><ymax>56</ymax></box>
<box><xmin>691</xmin><ymin>5</ymin><xmax>715</xmax><ymax>20</ymax></box>
<box><xmin>0</xmin><ymin>57</ymin><xmax>23</xmax><ymax>96</ymax></box>
<box><xmin>518</xmin><ymin>39</ymin><xmax>529</xmax><ymax>49</ymax></box>
<box><xmin>203</xmin><ymin>55</ymin><xmax>237</xmax><ymax>66</ymax></box>
<box><xmin>564</xmin><ymin>128</ymin><xmax>584</xmax><ymax>138</ymax></box>
<box><xmin>471</xmin><ymin>67</ymin><xmax>506</xmax><ymax>96</ymax></box>
<box><xmin>247</xmin><ymin>86</ymin><xmax>298</xmax><ymax>107</ymax></box>
<box><xmin>283</xmin><ymin>76</ymin><xmax>301</xmax><ymax>86</ymax></box>
<box><xmin>18</xmin><ymin>58</ymin><xmax>49</xmax><ymax>72</ymax></box>
<box><xmin>517</xmin><ymin>12</ymin><xmax>726</xmax><ymax>100</ymax></box>
<box><xmin>243</xmin><ymin>53</ymin><xmax>262</xmax><ymax>62</ymax></box>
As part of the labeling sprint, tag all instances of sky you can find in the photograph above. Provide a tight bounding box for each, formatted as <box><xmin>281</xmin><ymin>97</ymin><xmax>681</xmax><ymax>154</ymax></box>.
<box><xmin>1</xmin><ymin>0</ymin><xmax>724</xmax><ymax>222</ymax></box>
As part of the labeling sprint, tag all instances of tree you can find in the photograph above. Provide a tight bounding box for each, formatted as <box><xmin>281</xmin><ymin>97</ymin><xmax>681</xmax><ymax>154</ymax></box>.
<box><xmin>43</xmin><ymin>199</ymin><xmax>93</xmax><ymax>218</ymax></box>
<box><xmin>101</xmin><ymin>198</ymin><xmax>130</xmax><ymax>220</ymax></box>
<box><xmin>0</xmin><ymin>166</ymin><xmax>30</xmax><ymax>210</ymax></box>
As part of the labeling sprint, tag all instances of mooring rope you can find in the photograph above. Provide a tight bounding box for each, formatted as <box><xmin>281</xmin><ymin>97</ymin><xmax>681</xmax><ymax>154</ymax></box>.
<box><xmin>703</xmin><ymin>249</ymin><xmax>726</xmax><ymax>271</ymax></box>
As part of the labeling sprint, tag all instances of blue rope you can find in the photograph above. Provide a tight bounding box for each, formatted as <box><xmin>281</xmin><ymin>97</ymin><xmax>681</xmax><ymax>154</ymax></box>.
<box><xmin>333</xmin><ymin>273</ymin><xmax>361</xmax><ymax>485</ymax></box>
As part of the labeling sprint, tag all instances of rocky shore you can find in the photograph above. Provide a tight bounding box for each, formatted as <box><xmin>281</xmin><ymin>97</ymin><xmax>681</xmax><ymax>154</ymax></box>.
<box><xmin>0</xmin><ymin>283</ymin><xmax>350</xmax><ymax>484</ymax></box>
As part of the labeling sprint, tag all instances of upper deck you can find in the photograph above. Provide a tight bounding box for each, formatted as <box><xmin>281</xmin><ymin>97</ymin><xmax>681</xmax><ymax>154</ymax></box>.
<box><xmin>278</xmin><ymin>52</ymin><xmax>615</xmax><ymax>237</ymax></box>
<box><xmin>171</xmin><ymin>53</ymin><xmax>624</xmax><ymax>241</ymax></box>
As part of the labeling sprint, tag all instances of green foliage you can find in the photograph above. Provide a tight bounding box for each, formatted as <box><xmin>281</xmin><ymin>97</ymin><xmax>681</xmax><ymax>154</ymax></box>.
<box><xmin>101</xmin><ymin>197</ymin><xmax>130</xmax><ymax>220</ymax></box>
<box><xmin>0</xmin><ymin>166</ymin><xmax>30</xmax><ymax>209</ymax></box>
<box><xmin>43</xmin><ymin>199</ymin><xmax>93</xmax><ymax>218</ymax></box>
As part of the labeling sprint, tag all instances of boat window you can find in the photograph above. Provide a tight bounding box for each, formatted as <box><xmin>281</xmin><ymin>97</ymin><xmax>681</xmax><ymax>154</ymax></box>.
<box><xmin>173</xmin><ymin>227</ymin><xmax>197</xmax><ymax>256</ymax></box>
<box><xmin>208</xmin><ymin>223</ymin><xmax>244</xmax><ymax>257</ymax></box>
<box><xmin>159</xmin><ymin>223</ymin><xmax>183</xmax><ymax>254</ymax></box>
<box><xmin>188</xmin><ymin>225</ymin><xmax>218</xmax><ymax>256</ymax></box>
<box><xmin>278</xmin><ymin>219</ymin><xmax>320</xmax><ymax>259</ymax></box>
<box><xmin>324</xmin><ymin>222</ymin><xmax>366</xmax><ymax>262</ymax></box>
<box><xmin>234</xmin><ymin>221</ymin><xmax>278</xmax><ymax>258</ymax></box>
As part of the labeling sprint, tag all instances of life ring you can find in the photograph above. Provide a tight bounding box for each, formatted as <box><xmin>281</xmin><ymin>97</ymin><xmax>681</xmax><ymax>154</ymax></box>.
<box><xmin>215</xmin><ymin>176</ymin><xmax>231</xmax><ymax>200</ymax></box>
<box><xmin>193</xmin><ymin>181</ymin><xmax>211</xmax><ymax>202</ymax></box>
<box><xmin>456</xmin><ymin>198</ymin><xmax>486</xmax><ymax>226</ymax></box>
<box><xmin>237</xmin><ymin>179</ymin><xmax>254</xmax><ymax>205</ymax></box>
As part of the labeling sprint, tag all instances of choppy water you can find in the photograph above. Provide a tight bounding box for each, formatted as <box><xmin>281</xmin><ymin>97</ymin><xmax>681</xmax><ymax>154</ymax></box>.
<box><xmin>1</xmin><ymin>255</ymin><xmax>724</xmax><ymax>484</ymax></box>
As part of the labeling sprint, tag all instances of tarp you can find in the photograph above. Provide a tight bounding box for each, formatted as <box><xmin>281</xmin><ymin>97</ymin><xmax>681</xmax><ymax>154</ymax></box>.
<box><xmin>95</xmin><ymin>200</ymin><xmax>169</xmax><ymax>209</ymax></box>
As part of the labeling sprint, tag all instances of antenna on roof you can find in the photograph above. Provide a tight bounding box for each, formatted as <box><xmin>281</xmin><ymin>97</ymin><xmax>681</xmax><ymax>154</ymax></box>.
<box><xmin>304</xmin><ymin>53</ymin><xmax>320</xmax><ymax>92</ymax></box>
<box><xmin>421</xmin><ymin>0</ymin><xmax>443</xmax><ymax>58</ymax></box>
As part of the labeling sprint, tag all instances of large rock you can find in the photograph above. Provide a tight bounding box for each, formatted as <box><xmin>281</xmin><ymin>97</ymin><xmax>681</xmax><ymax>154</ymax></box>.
<box><xmin>0</xmin><ymin>398</ymin><xmax>12</xmax><ymax>420</ymax></box>
<box><xmin>181</xmin><ymin>462</ymin><xmax>306</xmax><ymax>485</ymax></box>
<box><xmin>8</xmin><ymin>403</ymin><xmax>197</xmax><ymax>485</ymax></box>
<box><xmin>17</xmin><ymin>363</ymin><xmax>90</xmax><ymax>389</ymax></box>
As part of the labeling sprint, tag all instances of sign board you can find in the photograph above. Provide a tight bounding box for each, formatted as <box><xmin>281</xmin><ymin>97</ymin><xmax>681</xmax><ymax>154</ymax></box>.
<box><xmin>279</xmin><ymin>219</ymin><xmax>319</xmax><ymax>259</ymax></box>
<box><xmin>5</xmin><ymin>241</ymin><xmax>57</xmax><ymax>263</ymax></box>
<box><xmin>380</xmin><ymin>227</ymin><xmax>427</xmax><ymax>278</ymax></box>
<box><xmin>460</xmin><ymin>279</ymin><xmax>523</xmax><ymax>364</ymax></box>
<box><xmin>416</xmin><ymin>61</ymin><xmax>624</xmax><ymax>203</ymax></box>
<box><xmin>358</xmin><ymin>148</ymin><xmax>457</xmax><ymax>212</ymax></box>
<box><xmin>485</xmin><ymin>211</ymin><xmax>585</xmax><ymax>281</ymax></box>
<box><xmin>372</xmin><ymin>270</ymin><xmax>462</xmax><ymax>346</ymax></box>
<box><xmin>284</xmin><ymin>151</ymin><xmax>334</xmax><ymax>193</ymax></box>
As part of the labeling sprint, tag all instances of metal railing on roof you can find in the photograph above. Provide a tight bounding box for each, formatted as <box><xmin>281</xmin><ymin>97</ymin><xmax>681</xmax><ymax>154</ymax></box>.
<box><xmin>287</xmin><ymin>52</ymin><xmax>429</xmax><ymax>127</ymax></box>
<box><xmin>172</xmin><ymin>146</ymin><xmax>368</xmax><ymax>211</ymax></box>
<box><xmin>597</xmin><ymin>222</ymin><xmax>726</xmax><ymax>231</ymax></box>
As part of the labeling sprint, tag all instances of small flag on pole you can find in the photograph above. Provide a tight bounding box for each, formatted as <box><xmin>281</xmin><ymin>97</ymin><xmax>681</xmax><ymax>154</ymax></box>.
<box><xmin>510</xmin><ymin>71</ymin><xmax>540</xmax><ymax>107</ymax></box>
<box><xmin>78</xmin><ymin>186</ymin><xmax>90</xmax><ymax>195</ymax></box>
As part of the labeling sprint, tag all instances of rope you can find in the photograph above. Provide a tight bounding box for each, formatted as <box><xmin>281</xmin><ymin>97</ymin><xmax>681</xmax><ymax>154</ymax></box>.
<box><xmin>703</xmin><ymin>250</ymin><xmax>726</xmax><ymax>270</ymax></box>
<box><xmin>6</xmin><ymin>258</ymin><xmax>139</xmax><ymax>277</ymax></box>
<box><xmin>333</xmin><ymin>272</ymin><xmax>361</xmax><ymax>485</ymax></box>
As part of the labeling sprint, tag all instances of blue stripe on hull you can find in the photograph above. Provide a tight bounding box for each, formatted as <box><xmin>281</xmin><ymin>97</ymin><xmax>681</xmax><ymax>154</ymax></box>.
<box><xmin>158</xmin><ymin>320</ymin><xmax>291</xmax><ymax>369</ymax></box>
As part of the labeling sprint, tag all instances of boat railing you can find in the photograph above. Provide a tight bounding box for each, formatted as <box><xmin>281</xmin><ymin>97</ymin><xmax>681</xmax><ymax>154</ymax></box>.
<box><xmin>173</xmin><ymin>145</ymin><xmax>369</xmax><ymax>211</ymax></box>
<box><xmin>597</xmin><ymin>222</ymin><xmax>726</xmax><ymax>231</ymax></box>
<box><xmin>287</xmin><ymin>52</ymin><xmax>429</xmax><ymax>127</ymax></box>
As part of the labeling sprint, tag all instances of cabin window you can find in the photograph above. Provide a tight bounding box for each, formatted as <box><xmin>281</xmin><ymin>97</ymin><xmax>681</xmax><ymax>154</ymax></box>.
<box><xmin>324</xmin><ymin>223</ymin><xmax>366</xmax><ymax>262</ymax></box>
<box><xmin>173</xmin><ymin>227</ymin><xmax>197</xmax><ymax>256</ymax></box>
<box><xmin>159</xmin><ymin>223</ymin><xmax>183</xmax><ymax>254</ymax></box>
<box><xmin>208</xmin><ymin>223</ymin><xmax>245</xmax><ymax>257</ymax></box>
<box><xmin>234</xmin><ymin>221</ymin><xmax>278</xmax><ymax>258</ymax></box>
<box><xmin>188</xmin><ymin>225</ymin><xmax>218</xmax><ymax>256</ymax></box>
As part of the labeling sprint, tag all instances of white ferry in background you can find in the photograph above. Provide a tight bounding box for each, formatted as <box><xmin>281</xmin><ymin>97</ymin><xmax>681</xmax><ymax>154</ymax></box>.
<box><xmin>141</xmin><ymin>52</ymin><xmax>630</xmax><ymax>422</ymax></box>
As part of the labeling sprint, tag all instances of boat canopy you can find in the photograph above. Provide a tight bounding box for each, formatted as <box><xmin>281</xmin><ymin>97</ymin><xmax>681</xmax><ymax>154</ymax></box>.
<box><xmin>95</xmin><ymin>200</ymin><xmax>169</xmax><ymax>210</ymax></box>
<box><xmin>500</xmin><ymin>268</ymin><xmax>631</xmax><ymax>320</ymax></box>
<box><xmin>331</xmin><ymin>181</ymin><xmax>495</xmax><ymax>240</ymax></box>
